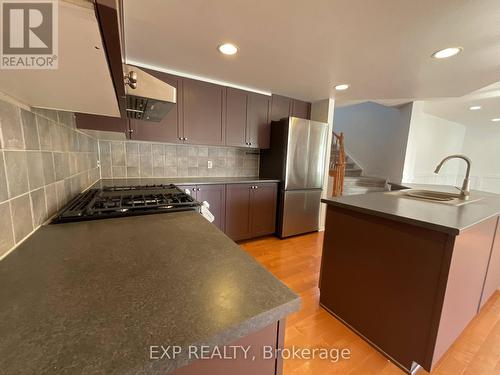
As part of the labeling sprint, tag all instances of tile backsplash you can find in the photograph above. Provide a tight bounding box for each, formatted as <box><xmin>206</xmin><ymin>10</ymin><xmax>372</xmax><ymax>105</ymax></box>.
<box><xmin>0</xmin><ymin>98</ymin><xmax>99</xmax><ymax>258</ymax></box>
<box><xmin>98</xmin><ymin>139</ymin><xmax>260</xmax><ymax>179</ymax></box>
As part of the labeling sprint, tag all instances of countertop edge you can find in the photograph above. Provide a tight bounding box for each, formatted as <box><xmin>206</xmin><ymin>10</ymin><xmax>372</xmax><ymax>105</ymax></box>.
<box><xmin>154</xmin><ymin>297</ymin><xmax>301</xmax><ymax>374</ymax></box>
<box><xmin>321</xmin><ymin>198</ymin><xmax>461</xmax><ymax>235</ymax></box>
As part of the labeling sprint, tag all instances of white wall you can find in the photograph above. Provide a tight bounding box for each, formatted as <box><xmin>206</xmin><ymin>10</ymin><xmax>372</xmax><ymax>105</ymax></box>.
<box><xmin>336</xmin><ymin>100</ymin><xmax>500</xmax><ymax>194</ymax></box>
<box><xmin>333</xmin><ymin>101</ymin><xmax>413</xmax><ymax>183</ymax></box>
<box><xmin>403</xmin><ymin>101</ymin><xmax>467</xmax><ymax>186</ymax></box>
<box><xmin>461</xmin><ymin>124</ymin><xmax>500</xmax><ymax>193</ymax></box>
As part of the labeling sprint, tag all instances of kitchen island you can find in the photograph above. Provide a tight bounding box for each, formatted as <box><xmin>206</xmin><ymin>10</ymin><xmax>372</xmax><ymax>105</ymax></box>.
<box><xmin>320</xmin><ymin>185</ymin><xmax>500</xmax><ymax>373</ymax></box>
<box><xmin>0</xmin><ymin>211</ymin><xmax>299</xmax><ymax>374</ymax></box>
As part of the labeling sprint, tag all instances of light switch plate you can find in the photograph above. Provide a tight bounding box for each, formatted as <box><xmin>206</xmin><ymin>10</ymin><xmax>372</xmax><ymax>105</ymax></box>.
<box><xmin>207</xmin><ymin>160</ymin><xmax>213</xmax><ymax>169</ymax></box>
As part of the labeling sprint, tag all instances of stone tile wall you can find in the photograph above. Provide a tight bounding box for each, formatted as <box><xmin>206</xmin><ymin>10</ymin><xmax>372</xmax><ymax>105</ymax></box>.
<box><xmin>98</xmin><ymin>139</ymin><xmax>260</xmax><ymax>179</ymax></box>
<box><xmin>0</xmin><ymin>99</ymin><xmax>99</xmax><ymax>258</ymax></box>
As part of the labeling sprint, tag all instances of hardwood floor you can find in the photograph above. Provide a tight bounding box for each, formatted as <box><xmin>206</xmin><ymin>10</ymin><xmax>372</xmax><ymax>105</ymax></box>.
<box><xmin>240</xmin><ymin>232</ymin><xmax>500</xmax><ymax>375</ymax></box>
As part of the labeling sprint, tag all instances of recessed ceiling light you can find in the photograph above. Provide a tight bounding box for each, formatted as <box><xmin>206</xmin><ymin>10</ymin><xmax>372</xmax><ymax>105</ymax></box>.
<box><xmin>469</xmin><ymin>106</ymin><xmax>481</xmax><ymax>111</ymax></box>
<box><xmin>334</xmin><ymin>84</ymin><xmax>350</xmax><ymax>91</ymax></box>
<box><xmin>218</xmin><ymin>43</ymin><xmax>238</xmax><ymax>55</ymax></box>
<box><xmin>431</xmin><ymin>47</ymin><xmax>463</xmax><ymax>59</ymax></box>
<box><xmin>492</xmin><ymin>118</ymin><xmax>500</xmax><ymax>122</ymax></box>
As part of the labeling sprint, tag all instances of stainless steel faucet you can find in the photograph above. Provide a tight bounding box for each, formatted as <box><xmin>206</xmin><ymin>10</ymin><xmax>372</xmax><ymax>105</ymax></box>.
<box><xmin>434</xmin><ymin>154</ymin><xmax>472</xmax><ymax>200</ymax></box>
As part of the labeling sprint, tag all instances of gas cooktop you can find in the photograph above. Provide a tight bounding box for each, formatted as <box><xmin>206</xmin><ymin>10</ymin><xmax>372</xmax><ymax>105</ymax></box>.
<box><xmin>52</xmin><ymin>184</ymin><xmax>200</xmax><ymax>224</ymax></box>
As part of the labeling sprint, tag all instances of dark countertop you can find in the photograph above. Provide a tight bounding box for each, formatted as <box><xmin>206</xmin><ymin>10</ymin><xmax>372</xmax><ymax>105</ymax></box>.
<box><xmin>93</xmin><ymin>177</ymin><xmax>280</xmax><ymax>188</ymax></box>
<box><xmin>322</xmin><ymin>184</ymin><xmax>500</xmax><ymax>235</ymax></box>
<box><xmin>0</xmin><ymin>211</ymin><xmax>299</xmax><ymax>375</ymax></box>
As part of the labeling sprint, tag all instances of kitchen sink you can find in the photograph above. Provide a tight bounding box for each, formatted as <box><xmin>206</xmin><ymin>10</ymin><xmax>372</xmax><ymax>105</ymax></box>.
<box><xmin>405</xmin><ymin>190</ymin><xmax>460</xmax><ymax>201</ymax></box>
<box><xmin>386</xmin><ymin>189</ymin><xmax>483</xmax><ymax>206</ymax></box>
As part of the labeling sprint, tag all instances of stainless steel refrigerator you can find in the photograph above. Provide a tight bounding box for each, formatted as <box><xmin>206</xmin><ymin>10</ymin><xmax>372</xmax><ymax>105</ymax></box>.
<box><xmin>260</xmin><ymin>117</ymin><xmax>329</xmax><ymax>238</ymax></box>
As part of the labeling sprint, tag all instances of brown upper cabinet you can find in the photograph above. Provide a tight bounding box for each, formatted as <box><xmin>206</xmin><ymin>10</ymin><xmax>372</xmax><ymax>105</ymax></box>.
<box><xmin>270</xmin><ymin>95</ymin><xmax>291</xmax><ymax>122</ymax></box>
<box><xmin>291</xmin><ymin>99</ymin><xmax>311</xmax><ymax>120</ymax></box>
<box><xmin>247</xmin><ymin>92</ymin><xmax>271</xmax><ymax>149</ymax></box>
<box><xmin>183</xmin><ymin>78</ymin><xmax>226</xmax><ymax>145</ymax></box>
<box><xmin>271</xmin><ymin>94</ymin><xmax>311</xmax><ymax>121</ymax></box>
<box><xmin>76</xmin><ymin>68</ymin><xmax>310</xmax><ymax>147</ymax></box>
<box><xmin>75</xmin><ymin>113</ymin><xmax>128</xmax><ymax>133</ymax></box>
<box><xmin>225</xmin><ymin>88</ymin><xmax>249</xmax><ymax>148</ymax></box>
<box><xmin>225</xmin><ymin>88</ymin><xmax>271</xmax><ymax>149</ymax></box>
<box><xmin>129</xmin><ymin>70</ymin><xmax>183</xmax><ymax>143</ymax></box>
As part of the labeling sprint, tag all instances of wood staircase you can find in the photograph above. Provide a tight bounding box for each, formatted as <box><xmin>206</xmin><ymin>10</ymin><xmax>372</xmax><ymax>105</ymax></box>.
<box><xmin>330</xmin><ymin>133</ymin><xmax>387</xmax><ymax>196</ymax></box>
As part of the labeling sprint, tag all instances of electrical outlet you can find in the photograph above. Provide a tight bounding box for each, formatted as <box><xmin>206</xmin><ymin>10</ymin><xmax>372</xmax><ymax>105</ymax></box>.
<box><xmin>207</xmin><ymin>160</ymin><xmax>213</xmax><ymax>169</ymax></box>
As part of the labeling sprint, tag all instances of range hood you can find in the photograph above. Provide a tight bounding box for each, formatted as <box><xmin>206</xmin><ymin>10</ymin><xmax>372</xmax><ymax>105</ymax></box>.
<box><xmin>123</xmin><ymin>64</ymin><xmax>176</xmax><ymax>122</ymax></box>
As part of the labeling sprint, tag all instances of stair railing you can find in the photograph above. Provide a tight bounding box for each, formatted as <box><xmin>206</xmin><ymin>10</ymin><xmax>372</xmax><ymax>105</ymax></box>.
<box><xmin>330</xmin><ymin>131</ymin><xmax>346</xmax><ymax>197</ymax></box>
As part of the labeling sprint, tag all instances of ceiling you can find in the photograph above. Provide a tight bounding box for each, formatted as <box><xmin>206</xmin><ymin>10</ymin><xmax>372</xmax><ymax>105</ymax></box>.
<box><xmin>421</xmin><ymin>81</ymin><xmax>500</xmax><ymax>127</ymax></box>
<box><xmin>123</xmin><ymin>0</ymin><xmax>500</xmax><ymax>102</ymax></box>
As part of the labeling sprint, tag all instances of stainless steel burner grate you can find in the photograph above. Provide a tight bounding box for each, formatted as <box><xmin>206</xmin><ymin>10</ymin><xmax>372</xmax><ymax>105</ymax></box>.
<box><xmin>52</xmin><ymin>184</ymin><xmax>200</xmax><ymax>223</ymax></box>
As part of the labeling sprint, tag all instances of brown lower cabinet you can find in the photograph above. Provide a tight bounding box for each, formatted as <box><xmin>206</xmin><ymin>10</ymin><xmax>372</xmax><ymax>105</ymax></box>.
<box><xmin>172</xmin><ymin>320</ymin><xmax>285</xmax><ymax>375</ymax></box>
<box><xmin>177</xmin><ymin>184</ymin><xmax>225</xmax><ymax>232</ymax></box>
<box><xmin>225</xmin><ymin>184</ymin><xmax>253</xmax><ymax>240</ymax></box>
<box><xmin>225</xmin><ymin>183</ymin><xmax>277</xmax><ymax>241</ymax></box>
<box><xmin>178</xmin><ymin>182</ymin><xmax>277</xmax><ymax>240</ymax></box>
<box><xmin>249</xmin><ymin>183</ymin><xmax>278</xmax><ymax>237</ymax></box>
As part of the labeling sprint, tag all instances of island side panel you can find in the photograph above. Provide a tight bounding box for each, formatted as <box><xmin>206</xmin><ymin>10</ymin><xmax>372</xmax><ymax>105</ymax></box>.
<box><xmin>480</xmin><ymin>217</ymin><xmax>500</xmax><ymax>307</ymax></box>
<box><xmin>319</xmin><ymin>205</ymin><xmax>451</xmax><ymax>372</ymax></box>
<box><xmin>432</xmin><ymin>217</ymin><xmax>498</xmax><ymax>366</ymax></box>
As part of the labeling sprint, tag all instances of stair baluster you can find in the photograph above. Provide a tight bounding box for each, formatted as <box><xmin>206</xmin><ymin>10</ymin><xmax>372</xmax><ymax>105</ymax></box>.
<box><xmin>330</xmin><ymin>131</ymin><xmax>346</xmax><ymax>197</ymax></box>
